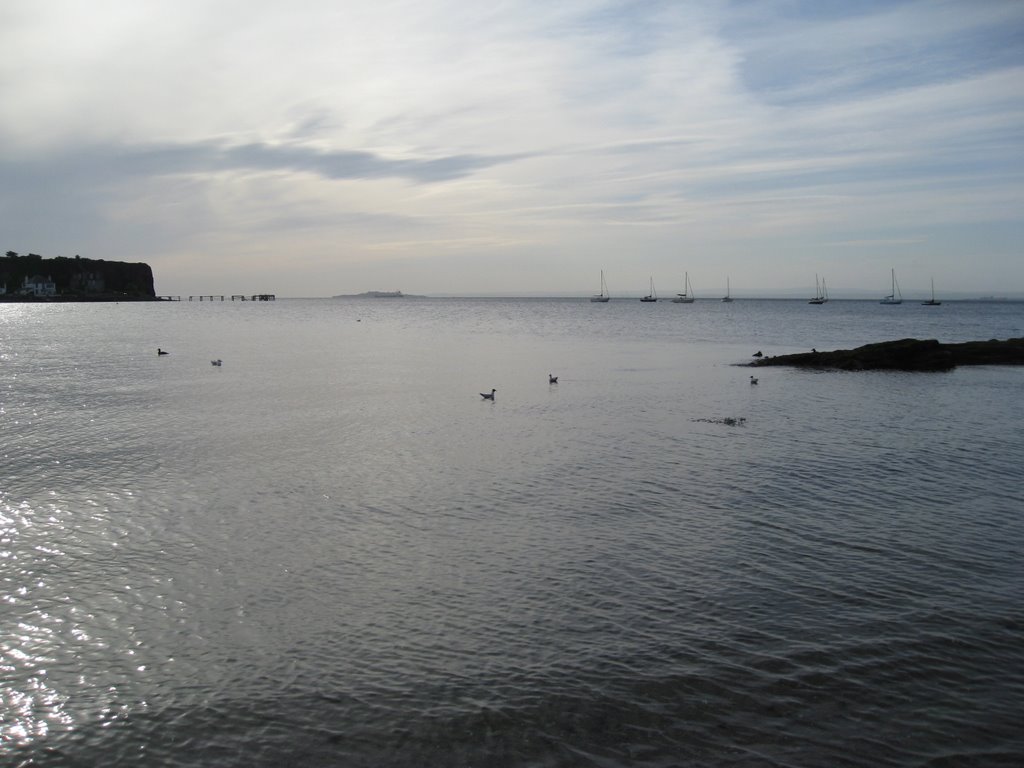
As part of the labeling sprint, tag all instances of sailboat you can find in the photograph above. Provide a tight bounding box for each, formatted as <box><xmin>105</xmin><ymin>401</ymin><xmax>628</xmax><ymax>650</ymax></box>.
<box><xmin>721</xmin><ymin>277</ymin><xmax>733</xmax><ymax>302</ymax></box>
<box><xmin>590</xmin><ymin>270</ymin><xmax>610</xmax><ymax>302</ymax></box>
<box><xmin>808</xmin><ymin>274</ymin><xmax>828</xmax><ymax>304</ymax></box>
<box><xmin>641</xmin><ymin>276</ymin><xmax>658</xmax><ymax>302</ymax></box>
<box><xmin>672</xmin><ymin>272</ymin><xmax>695</xmax><ymax>303</ymax></box>
<box><xmin>880</xmin><ymin>268</ymin><xmax>902</xmax><ymax>304</ymax></box>
<box><xmin>922</xmin><ymin>277</ymin><xmax>941</xmax><ymax>306</ymax></box>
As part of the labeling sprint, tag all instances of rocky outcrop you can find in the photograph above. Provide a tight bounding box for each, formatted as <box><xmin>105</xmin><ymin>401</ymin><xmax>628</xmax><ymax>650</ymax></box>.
<box><xmin>1</xmin><ymin>252</ymin><xmax>155</xmax><ymax>299</ymax></box>
<box><xmin>750</xmin><ymin>338</ymin><xmax>1024</xmax><ymax>372</ymax></box>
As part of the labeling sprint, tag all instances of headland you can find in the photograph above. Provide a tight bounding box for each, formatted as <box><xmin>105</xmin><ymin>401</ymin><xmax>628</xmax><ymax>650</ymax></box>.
<box><xmin>1</xmin><ymin>252</ymin><xmax>156</xmax><ymax>301</ymax></box>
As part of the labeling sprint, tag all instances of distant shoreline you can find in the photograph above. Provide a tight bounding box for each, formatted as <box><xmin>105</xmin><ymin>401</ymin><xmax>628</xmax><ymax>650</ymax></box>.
<box><xmin>331</xmin><ymin>294</ymin><xmax>1023</xmax><ymax>301</ymax></box>
<box><xmin>0</xmin><ymin>294</ymin><xmax>159</xmax><ymax>303</ymax></box>
<box><xmin>332</xmin><ymin>291</ymin><xmax>426</xmax><ymax>298</ymax></box>
<box><xmin>4</xmin><ymin>293</ymin><xmax>1021</xmax><ymax>303</ymax></box>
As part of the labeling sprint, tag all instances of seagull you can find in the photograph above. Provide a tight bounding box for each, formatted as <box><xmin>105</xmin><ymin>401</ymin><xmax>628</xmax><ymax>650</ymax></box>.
<box><xmin>480</xmin><ymin>388</ymin><xmax>496</xmax><ymax>400</ymax></box>
<box><xmin>157</xmin><ymin>348</ymin><xmax>169</xmax><ymax>356</ymax></box>
<box><xmin>211</xmin><ymin>359</ymin><xmax>223</xmax><ymax>366</ymax></box>
<box><xmin>750</xmin><ymin>376</ymin><xmax>758</xmax><ymax>385</ymax></box>
<box><xmin>752</xmin><ymin>350</ymin><xmax>763</xmax><ymax>358</ymax></box>
<box><xmin>549</xmin><ymin>374</ymin><xmax>558</xmax><ymax>384</ymax></box>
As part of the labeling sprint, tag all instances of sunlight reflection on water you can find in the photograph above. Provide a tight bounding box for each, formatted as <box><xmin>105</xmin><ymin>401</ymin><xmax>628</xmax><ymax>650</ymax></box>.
<box><xmin>2</xmin><ymin>298</ymin><xmax>1023</xmax><ymax>766</ymax></box>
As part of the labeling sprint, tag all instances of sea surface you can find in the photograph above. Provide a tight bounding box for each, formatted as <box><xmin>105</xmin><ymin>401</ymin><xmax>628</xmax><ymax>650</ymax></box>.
<box><xmin>2</xmin><ymin>297</ymin><xmax>1023</xmax><ymax>767</ymax></box>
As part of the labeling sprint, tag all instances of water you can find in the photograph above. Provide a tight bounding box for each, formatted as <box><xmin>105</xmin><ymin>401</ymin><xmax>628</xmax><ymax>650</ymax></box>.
<box><xmin>2</xmin><ymin>298</ymin><xmax>1023</xmax><ymax>767</ymax></box>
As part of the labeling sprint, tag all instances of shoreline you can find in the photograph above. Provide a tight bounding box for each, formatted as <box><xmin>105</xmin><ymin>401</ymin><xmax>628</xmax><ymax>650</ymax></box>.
<box><xmin>0</xmin><ymin>295</ymin><xmax>159</xmax><ymax>303</ymax></box>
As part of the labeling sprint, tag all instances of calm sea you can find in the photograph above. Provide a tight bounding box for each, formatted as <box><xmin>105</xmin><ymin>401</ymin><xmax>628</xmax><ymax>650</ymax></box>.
<box><xmin>2</xmin><ymin>297</ymin><xmax>1023</xmax><ymax>767</ymax></box>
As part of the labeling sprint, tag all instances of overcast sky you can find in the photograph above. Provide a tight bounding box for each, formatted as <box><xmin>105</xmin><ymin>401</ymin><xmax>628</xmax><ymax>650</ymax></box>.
<box><xmin>3</xmin><ymin>0</ymin><xmax>1022</xmax><ymax>297</ymax></box>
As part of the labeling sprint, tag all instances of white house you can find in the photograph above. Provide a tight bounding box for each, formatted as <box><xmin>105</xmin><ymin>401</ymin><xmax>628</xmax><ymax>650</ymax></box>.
<box><xmin>22</xmin><ymin>274</ymin><xmax>57</xmax><ymax>296</ymax></box>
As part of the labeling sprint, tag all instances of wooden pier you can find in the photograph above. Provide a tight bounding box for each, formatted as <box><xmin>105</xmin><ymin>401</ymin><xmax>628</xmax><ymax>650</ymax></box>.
<box><xmin>156</xmin><ymin>294</ymin><xmax>276</xmax><ymax>301</ymax></box>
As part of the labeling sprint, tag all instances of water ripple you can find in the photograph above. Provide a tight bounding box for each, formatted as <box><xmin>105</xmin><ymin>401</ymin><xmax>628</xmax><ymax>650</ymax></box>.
<box><xmin>3</xmin><ymin>300</ymin><xmax>1024</xmax><ymax>766</ymax></box>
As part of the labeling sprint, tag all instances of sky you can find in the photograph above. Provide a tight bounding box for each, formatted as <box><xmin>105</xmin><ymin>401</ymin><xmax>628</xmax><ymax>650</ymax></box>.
<box><xmin>2</xmin><ymin>0</ymin><xmax>1023</xmax><ymax>298</ymax></box>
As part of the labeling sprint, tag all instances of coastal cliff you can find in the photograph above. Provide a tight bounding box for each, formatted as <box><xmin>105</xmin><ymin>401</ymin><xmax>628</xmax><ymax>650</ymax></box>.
<box><xmin>1</xmin><ymin>252</ymin><xmax>156</xmax><ymax>300</ymax></box>
<box><xmin>751</xmin><ymin>338</ymin><xmax>1024</xmax><ymax>371</ymax></box>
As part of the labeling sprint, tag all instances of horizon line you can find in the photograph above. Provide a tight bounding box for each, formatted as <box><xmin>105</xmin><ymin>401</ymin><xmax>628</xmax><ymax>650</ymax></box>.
<box><xmin>271</xmin><ymin>292</ymin><xmax>1024</xmax><ymax>301</ymax></box>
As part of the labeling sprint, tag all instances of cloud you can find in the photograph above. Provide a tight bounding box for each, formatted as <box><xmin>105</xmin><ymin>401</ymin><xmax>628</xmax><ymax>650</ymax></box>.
<box><xmin>4</xmin><ymin>139</ymin><xmax>516</xmax><ymax>184</ymax></box>
<box><xmin>2</xmin><ymin>0</ymin><xmax>1023</xmax><ymax>294</ymax></box>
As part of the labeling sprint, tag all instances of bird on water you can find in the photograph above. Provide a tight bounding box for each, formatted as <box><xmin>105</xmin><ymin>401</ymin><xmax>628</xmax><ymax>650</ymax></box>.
<box><xmin>480</xmin><ymin>389</ymin><xmax>496</xmax><ymax>400</ymax></box>
<box><xmin>211</xmin><ymin>359</ymin><xmax>223</xmax><ymax>366</ymax></box>
<box><xmin>752</xmin><ymin>350</ymin><xmax>763</xmax><ymax>358</ymax></box>
<box><xmin>750</xmin><ymin>375</ymin><xmax>758</xmax><ymax>385</ymax></box>
<box><xmin>157</xmin><ymin>348</ymin><xmax>169</xmax><ymax>355</ymax></box>
<box><xmin>549</xmin><ymin>374</ymin><xmax>558</xmax><ymax>384</ymax></box>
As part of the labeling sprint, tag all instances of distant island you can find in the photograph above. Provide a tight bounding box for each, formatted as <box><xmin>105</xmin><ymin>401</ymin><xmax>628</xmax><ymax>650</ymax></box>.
<box><xmin>332</xmin><ymin>290</ymin><xmax>425</xmax><ymax>298</ymax></box>
<box><xmin>1</xmin><ymin>251</ymin><xmax>156</xmax><ymax>301</ymax></box>
<box><xmin>750</xmin><ymin>338</ymin><xmax>1024</xmax><ymax>372</ymax></box>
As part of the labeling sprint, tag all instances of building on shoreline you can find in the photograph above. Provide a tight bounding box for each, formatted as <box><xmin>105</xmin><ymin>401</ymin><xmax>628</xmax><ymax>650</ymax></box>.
<box><xmin>21</xmin><ymin>274</ymin><xmax>57</xmax><ymax>297</ymax></box>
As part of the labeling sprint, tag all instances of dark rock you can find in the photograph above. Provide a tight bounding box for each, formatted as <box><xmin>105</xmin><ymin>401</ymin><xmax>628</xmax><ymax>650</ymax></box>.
<box><xmin>750</xmin><ymin>338</ymin><xmax>1024</xmax><ymax>372</ymax></box>
<box><xmin>693</xmin><ymin>416</ymin><xmax>747</xmax><ymax>426</ymax></box>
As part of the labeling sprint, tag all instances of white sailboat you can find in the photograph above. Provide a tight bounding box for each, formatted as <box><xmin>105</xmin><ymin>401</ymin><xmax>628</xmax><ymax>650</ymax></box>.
<box><xmin>880</xmin><ymin>268</ymin><xmax>902</xmax><ymax>305</ymax></box>
<box><xmin>590</xmin><ymin>270</ymin><xmax>610</xmax><ymax>302</ymax></box>
<box><xmin>672</xmin><ymin>272</ymin><xmax>695</xmax><ymax>303</ymax></box>
<box><xmin>808</xmin><ymin>274</ymin><xmax>828</xmax><ymax>304</ymax></box>
<box><xmin>721</xmin><ymin>277</ymin><xmax>733</xmax><ymax>302</ymax></box>
<box><xmin>641</xmin><ymin>276</ymin><xmax>658</xmax><ymax>302</ymax></box>
<box><xmin>922</xmin><ymin>277</ymin><xmax>941</xmax><ymax>306</ymax></box>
